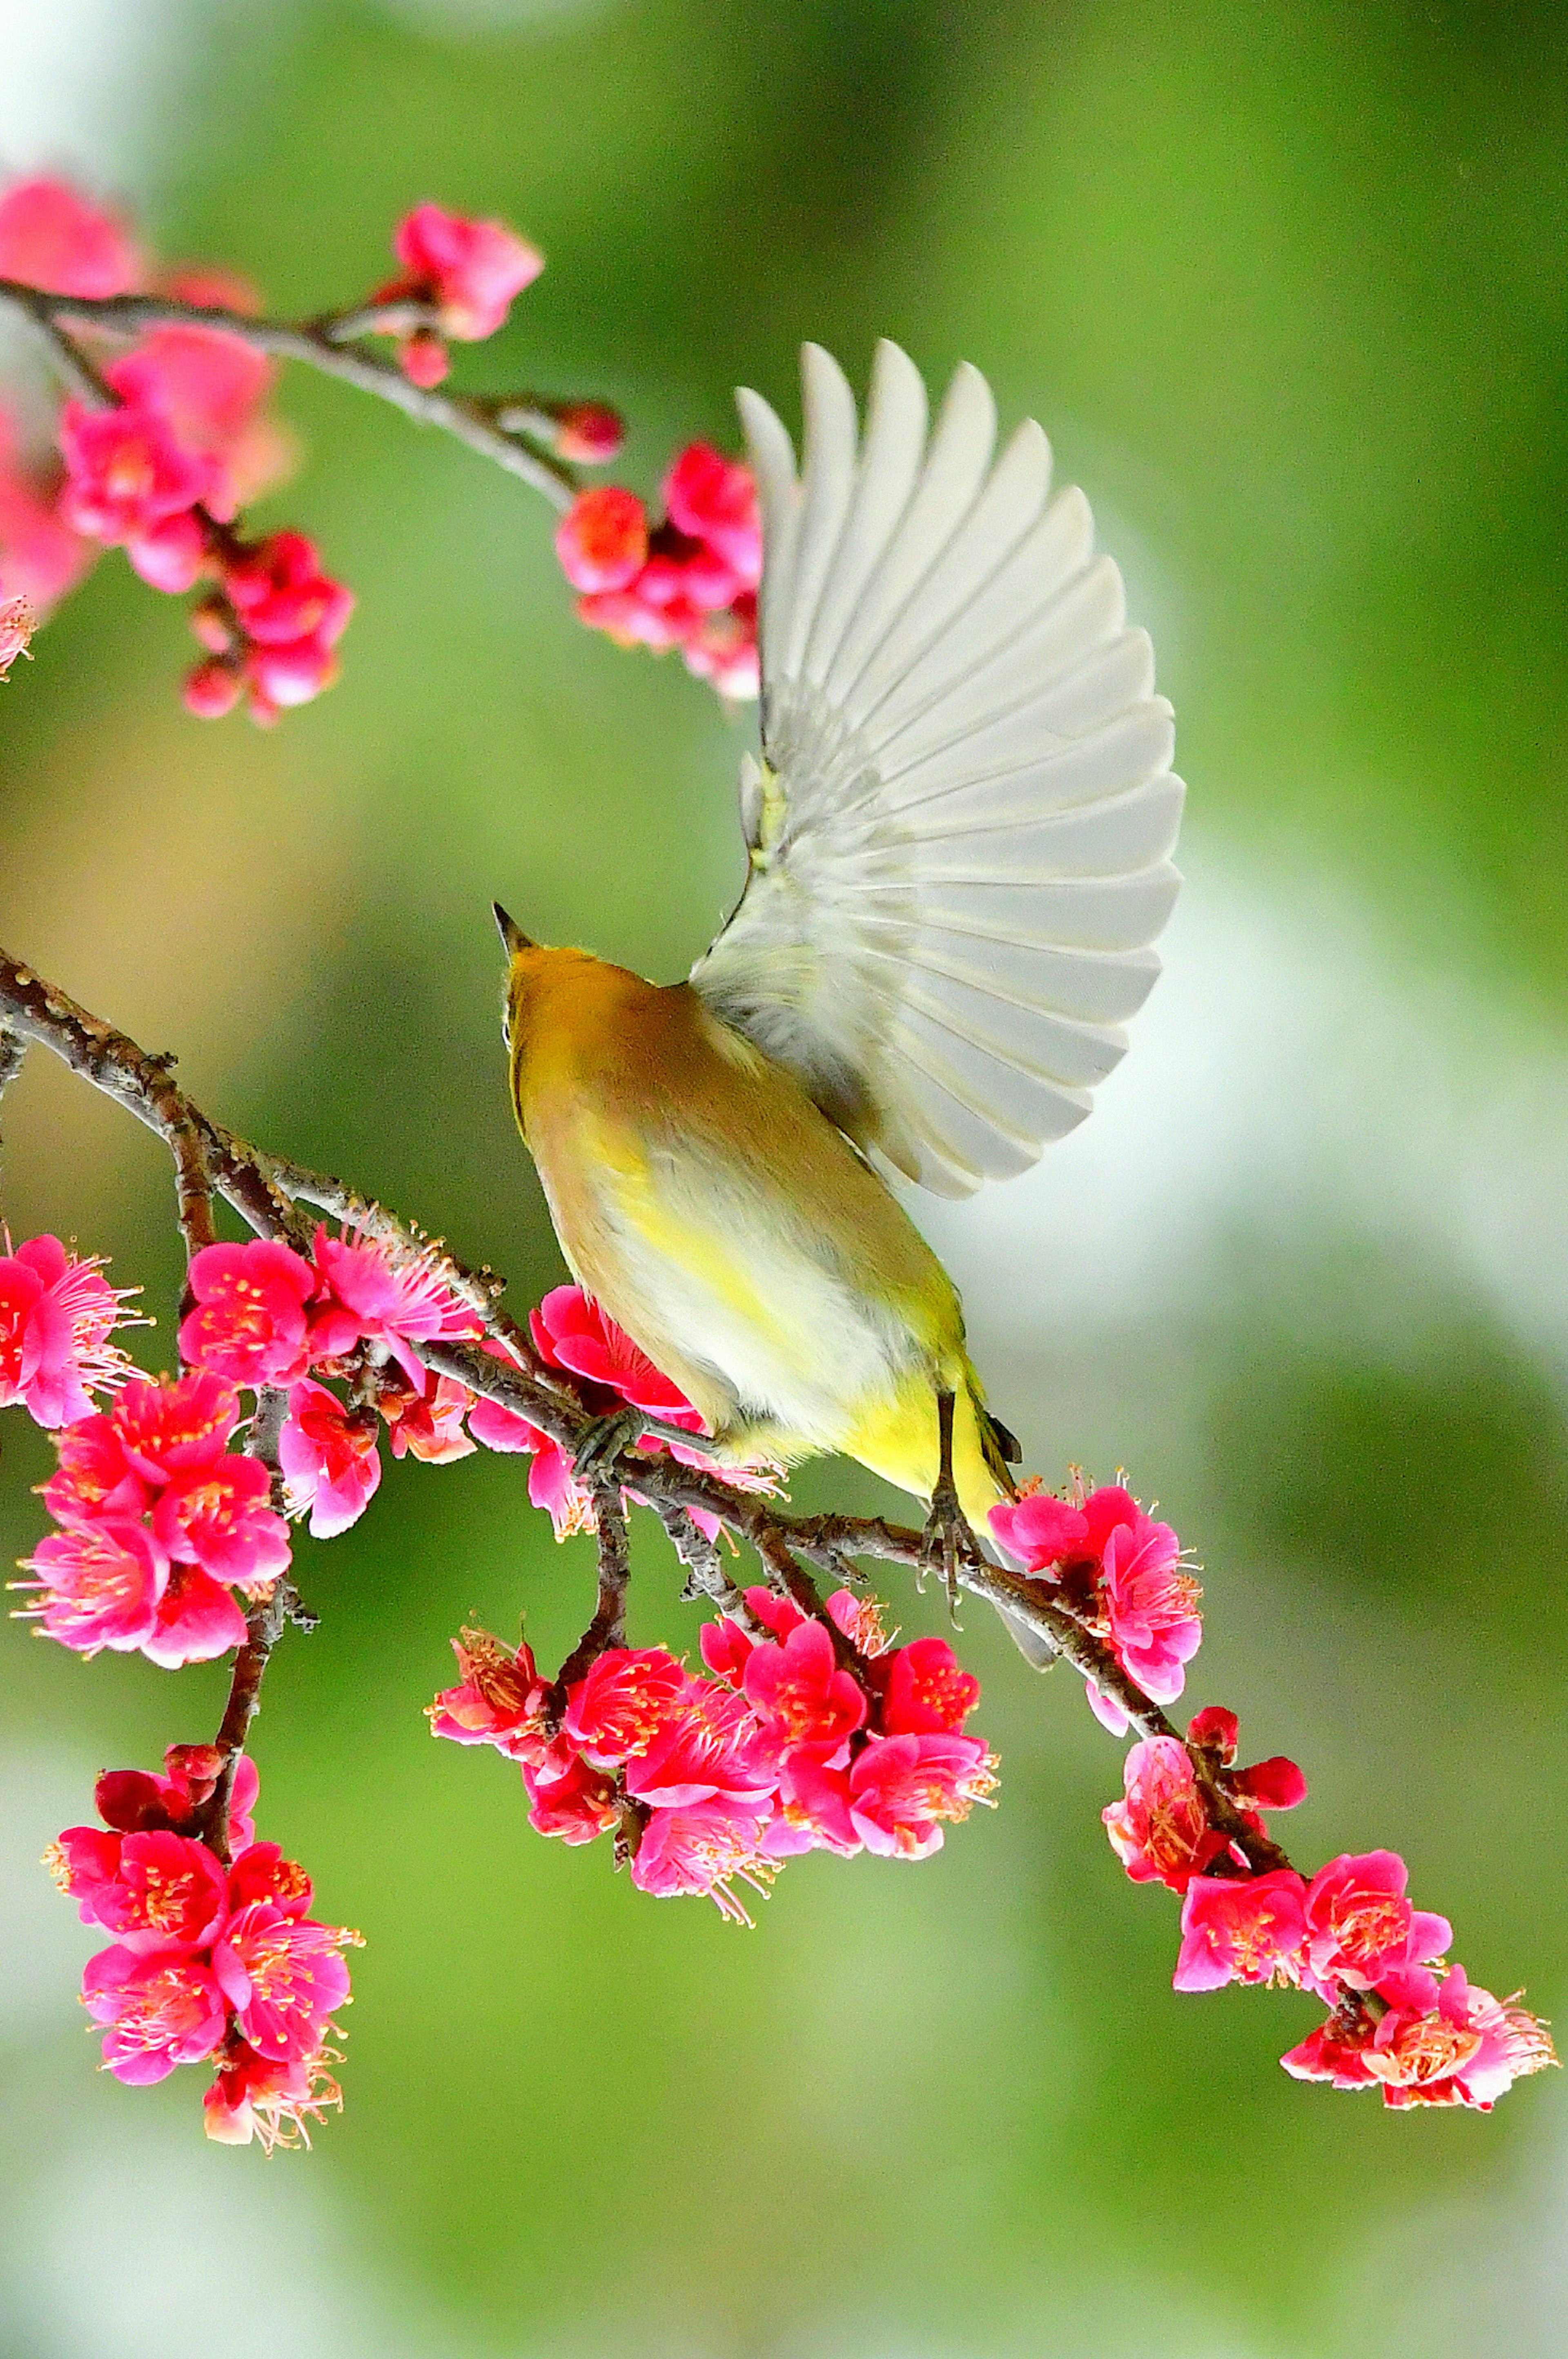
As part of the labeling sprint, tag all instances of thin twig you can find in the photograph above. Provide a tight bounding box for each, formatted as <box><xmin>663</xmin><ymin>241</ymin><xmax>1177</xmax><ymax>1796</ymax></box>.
<box><xmin>0</xmin><ymin>280</ymin><xmax>580</xmax><ymax>509</ymax></box>
<box><xmin>550</xmin><ymin>1483</ymin><xmax>631</xmax><ymax>1704</ymax></box>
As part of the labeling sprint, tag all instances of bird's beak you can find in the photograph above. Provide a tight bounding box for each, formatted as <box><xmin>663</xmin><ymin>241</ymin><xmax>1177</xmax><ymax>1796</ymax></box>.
<box><xmin>492</xmin><ymin>901</ymin><xmax>532</xmax><ymax>957</ymax></box>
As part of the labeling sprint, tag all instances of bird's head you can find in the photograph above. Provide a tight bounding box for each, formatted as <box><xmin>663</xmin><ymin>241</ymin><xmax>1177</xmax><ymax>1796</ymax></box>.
<box><xmin>493</xmin><ymin>900</ymin><xmax>536</xmax><ymax>1052</ymax></box>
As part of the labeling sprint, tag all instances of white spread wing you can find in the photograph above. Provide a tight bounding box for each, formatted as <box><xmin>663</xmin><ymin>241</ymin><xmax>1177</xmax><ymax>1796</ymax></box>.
<box><xmin>688</xmin><ymin>339</ymin><xmax>1183</xmax><ymax>1198</ymax></box>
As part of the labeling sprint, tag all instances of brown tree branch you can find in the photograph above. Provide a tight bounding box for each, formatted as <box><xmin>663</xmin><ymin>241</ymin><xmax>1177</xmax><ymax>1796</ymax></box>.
<box><xmin>0</xmin><ymin>280</ymin><xmax>580</xmax><ymax>509</ymax></box>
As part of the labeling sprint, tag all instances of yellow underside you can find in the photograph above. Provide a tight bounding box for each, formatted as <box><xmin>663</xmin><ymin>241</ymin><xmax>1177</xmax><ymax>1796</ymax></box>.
<box><xmin>841</xmin><ymin>1366</ymin><xmax>1009</xmax><ymax>1531</ymax></box>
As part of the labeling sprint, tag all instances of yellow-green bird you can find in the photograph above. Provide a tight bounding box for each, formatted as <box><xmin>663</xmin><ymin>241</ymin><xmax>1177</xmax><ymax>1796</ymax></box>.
<box><xmin>498</xmin><ymin>341</ymin><xmax>1182</xmax><ymax>1615</ymax></box>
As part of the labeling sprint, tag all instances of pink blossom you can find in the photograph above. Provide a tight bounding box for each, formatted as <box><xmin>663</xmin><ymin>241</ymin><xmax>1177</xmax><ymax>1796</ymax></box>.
<box><xmin>1103</xmin><ymin>1736</ymin><xmax>1224</xmax><ymax>1893</ymax></box>
<box><xmin>110</xmin><ymin>1370</ymin><xmax>238</xmax><ymax>1481</ymax></box>
<box><xmin>125</xmin><ymin>507</ymin><xmax>209</xmax><ymax>593</ymax></box>
<box><xmin>0</xmin><ymin>410</ymin><xmax>96</xmax><ymax>613</ymax></box>
<box><xmin>278</xmin><ymin>1379</ymin><xmax>382</xmax><ymax>1537</ymax></box>
<box><xmin>1285</xmin><ymin>1970</ymin><xmax>1559</xmax><ymax>2110</ymax></box>
<box><xmin>554</xmin><ymin>403</ymin><xmax>624</xmax><ymax>464</ymax></box>
<box><xmin>0</xmin><ymin>590</ymin><xmax>33</xmax><ymax>677</ymax></box>
<box><xmin>378</xmin><ymin>1365</ymin><xmax>476</xmax><ymax>1463</ymax></box>
<box><xmin>523</xmin><ymin>1753</ymin><xmax>619</xmax><ymax>1844</ymax></box>
<box><xmin>178</xmin><ymin>1236</ymin><xmax>315</xmax><ymax>1385</ymax></box>
<box><xmin>0</xmin><ymin>177</ymin><xmax>140</xmax><ymax>296</ymax></box>
<box><xmin>54</xmin><ymin>1828</ymin><xmax>228</xmax><ymax>1955</ymax></box>
<box><xmin>212</xmin><ymin>1901</ymin><xmax>356</xmax><ymax>2061</ymax></box>
<box><xmin>847</xmin><ymin>1731</ymin><xmax>996</xmax><ymax>1860</ymax></box>
<box><xmin>624</xmin><ymin>1681</ymin><xmax>777</xmax><ymax>1809</ymax></box>
<box><xmin>879</xmin><ymin>1636</ymin><xmax>980</xmax><ymax>1736</ymax></box>
<box><xmin>555</xmin><ymin>488</ymin><xmax>650</xmax><ymax>595</ymax></box>
<box><xmin>223</xmin><ymin>532</ymin><xmax>352</xmax><ymax>648</ymax></box>
<box><xmin>183</xmin><ymin>655</ymin><xmax>243</xmax><ymax>717</ymax></box>
<box><xmin>227</xmin><ymin>1841</ymin><xmax>314</xmax><ymax>1916</ymax></box>
<box><xmin>81</xmin><ymin>1945</ymin><xmax>227</xmax><ymax>2084</ymax></box>
<box><xmin>1173</xmin><ymin>1869</ymin><xmax>1309</xmax><ymax>1993</ymax></box>
<box><xmin>461</xmin><ymin>1344</ymin><xmax>595</xmax><ymax>1534</ymax></box>
<box><xmin>396</xmin><ymin>327</ymin><xmax>449</xmax><ymax>388</ymax></box>
<box><xmin>106</xmin><ymin>325</ymin><xmax>278</xmax><ymax>521</ymax></box>
<box><xmin>16</xmin><ymin>1518</ymin><xmax>167</xmax><ymax>1655</ymax></box>
<box><xmin>530</xmin><ymin>1285</ymin><xmax>700</xmax><ymax>1424</ymax></box>
<box><xmin>742</xmin><ymin>1617</ymin><xmax>865</xmax><ymax>1765</ymax></box>
<box><xmin>681</xmin><ymin>595</ymin><xmax>760</xmax><ymax>699</ymax></box>
<box><xmin>150</xmin><ymin>1454</ymin><xmax>291</xmax><ymax>1593</ymax></box>
<box><xmin>663</xmin><ymin>442</ymin><xmax>762</xmax><ymax>588</ymax></box>
<box><xmin>392</xmin><ymin>203</ymin><xmax>543</xmax><ymax>339</ymax></box>
<box><xmin>307</xmin><ymin>1225</ymin><xmax>477</xmax><ymax>1383</ymax></box>
<box><xmin>57</xmin><ymin>399</ymin><xmax>214</xmax><ymax>547</ymax></box>
<box><xmin>142</xmin><ymin>1563</ymin><xmax>249</xmax><ymax>1667</ymax></box>
<box><xmin>1100</xmin><ymin>1512</ymin><xmax>1202</xmax><ymax>1706</ymax></box>
<box><xmin>0</xmin><ymin>1231</ymin><xmax>137</xmax><ymax>1426</ymax></box>
<box><xmin>202</xmin><ymin>2039</ymin><xmax>343</xmax><ymax>2151</ymax></box>
<box><xmin>766</xmin><ymin>1756</ymin><xmax>862</xmax><ymax>1857</ymax></box>
<box><xmin>562</xmin><ymin>1646</ymin><xmax>686</xmax><ymax>1764</ymax></box>
<box><xmin>629</xmin><ymin>1797</ymin><xmax>773</xmax><ymax>1921</ymax></box>
<box><xmin>428</xmin><ymin>1627</ymin><xmax>548</xmax><ymax>1760</ymax></box>
<box><xmin>988</xmin><ymin>1489</ymin><xmax>1090</xmax><ymax>1572</ymax></box>
<box><xmin>1301</xmin><ymin>1851</ymin><xmax>1452</xmax><ymax>1994</ymax></box>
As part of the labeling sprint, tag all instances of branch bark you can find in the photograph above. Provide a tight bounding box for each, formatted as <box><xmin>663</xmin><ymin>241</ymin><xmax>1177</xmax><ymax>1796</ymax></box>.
<box><xmin>0</xmin><ymin>279</ymin><xmax>579</xmax><ymax>508</ymax></box>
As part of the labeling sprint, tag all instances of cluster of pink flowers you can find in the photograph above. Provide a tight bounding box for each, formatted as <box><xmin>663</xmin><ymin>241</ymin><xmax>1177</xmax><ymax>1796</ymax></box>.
<box><xmin>431</xmin><ymin>1589</ymin><xmax>995</xmax><ymax>1919</ymax></box>
<box><xmin>1101</xmin><ymin>1706</ymin><xmax>1555</xmax><ymax>2109</ymax></box>
<box><xmin>364</xmin><ymin>200</ymin><xmax>543</xmax><ymax>388</ymax></box>
<box><xmin>46</xmin><ymin>1746</ymin><xmax>357</xmax><ymax>2146</ymax></box>
<box><xmin>555</xmin><ymin>441</ymin><xmax>761</xmax><ymax>699</ymax></box>
<box><xmin>990</xmin><ymin>1480</ymin><xmax>1202</xmax><ymax>1730</ymax></box>
<box><xmin>17</xmin><ymin>1370</ymin><xmax>290</xmax><ymax>1664</ymax></box>
<box><xmin>0</xmin><ymin>1230</ymin><xmax>138</xmax><ymax>1427</ymax></box>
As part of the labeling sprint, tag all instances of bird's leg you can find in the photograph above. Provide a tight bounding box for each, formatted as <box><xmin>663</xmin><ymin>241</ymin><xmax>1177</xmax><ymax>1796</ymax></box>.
<box><xmin>921</xmin><ymin>1389</ymin><xmax>979</xmax><ymax>1618</ymax></box>
<box><xmin>571</xmin><ymin>1406</ymin><xmax>705</xmax><ymax>1481</ymax></box>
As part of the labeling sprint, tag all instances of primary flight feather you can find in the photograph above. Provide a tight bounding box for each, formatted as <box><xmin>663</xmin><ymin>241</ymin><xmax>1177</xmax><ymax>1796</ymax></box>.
<box><xmin>501</xmin><ymin>340</ymin><xmax>1182</xmax><ymax>1615</ymax></box>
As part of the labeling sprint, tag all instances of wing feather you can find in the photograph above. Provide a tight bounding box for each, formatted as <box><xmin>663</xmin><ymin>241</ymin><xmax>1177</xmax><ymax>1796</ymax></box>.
<box><xmin>693</xmin><ymin>342</ymin><xmax>1183</xmax><ymax>1194</ymax></box>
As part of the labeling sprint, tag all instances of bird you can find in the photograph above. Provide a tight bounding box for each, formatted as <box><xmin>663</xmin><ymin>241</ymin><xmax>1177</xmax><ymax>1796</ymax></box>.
<box><xmin>497</xmin><ymin>339</ymin><xmax>1182</xmax><ymax>1632</ymax></box>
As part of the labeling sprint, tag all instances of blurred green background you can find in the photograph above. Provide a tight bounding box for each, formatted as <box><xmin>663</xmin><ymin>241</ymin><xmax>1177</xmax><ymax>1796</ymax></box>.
<box><xmin>2</xmin><ymin>2</ymin><xmax>1566</xmax><ymax>2353</ymax></box>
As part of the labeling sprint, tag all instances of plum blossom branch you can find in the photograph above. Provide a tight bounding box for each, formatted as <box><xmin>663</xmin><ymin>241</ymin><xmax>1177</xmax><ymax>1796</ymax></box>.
<box><xmin>3</xmin><ymin>938</ymin><xmax>1555</xmax><ymax>2124</ymax></box>
<box><xmin>0</xmin><ymin>281</ymin><xmax>581</xmax><ymax>507</ymax></box>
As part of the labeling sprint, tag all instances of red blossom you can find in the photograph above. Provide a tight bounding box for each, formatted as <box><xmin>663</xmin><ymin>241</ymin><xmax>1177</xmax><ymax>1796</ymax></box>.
<box><xmin>278</xmin><ymin>1379</ymin><xmax>382</xmax><ymax>1537</ymax></box>
<box><xmin>178</xmin><ymin>1237</ymin><xmax>315</xmax><ymax>1385</ymax></box>
<box><xmin>766</xmin><ymin>1755</ymin><xmax>862</xmax><ymax>1857</ymax></box>
<box><xmin>562</xmin><ymin>1646</ymin><xmax>687</xmax><ymax>1764</ymax></box>
<box><xmin>555</xmin><ymin>488</ymin><xmax>649</xmax><ymax>595</ymax></box>
<box><xmin>523</xmin><ymin>1753</ymin><xmax>620</xmax><ymax>1844</ymax></box>
<box><xmin>392</xmin><ymin>202</ymin><xmax>543</xmax><ymax>340</ymax></box>
<box><xmin>202</xmin><ymin>2039</ymin><xmax>343</xmax><ymax>2150</ymax></box>
<box><xmin>106</xmin><ymin>325</ymin><xmax>279</xmax><ymax>522</ymax></box>
<box><xmin>742</xmin><ymin>1617</ymin><xmax>866</xmax><ymax>1765</ymax></box>
<box><xmin>428</xmin><ymin>1627</ymin><xmax>548</xmax><ymax>1760</ymax></box>
<box><xmin>0</xmin><ymin>410</ymin><xmax>96</xmax><ymax>613</ymax></box>
<box><xmin>1285</xmin><ymin>1968</ymin><xmax>1558</xmax><ymax>2111</ymax></box>
<box><xmin>624</xmin><ymin>1681</ymin><xmax>777</xmax><ymax>1809</ymax></box>
<box><xmin>662</xmin><ymin>442</ymin><xmax>762</xmax><ymax>588</ymax></box>
<box><xmin>82</xmin><ymin>1945</ymin><xmax>228</xmax><ymax>2084</ymax></box>
<box><xmin>1103</xmin><ymin>1736</ymin><xmax>1225</xmax><ymax>1893</ymax></box>
<box><xmin>95</xmin><ymin>1747</ymin><xmax>258</xmax><ymax>1850</ymax></box>
<box><xmin>554</xmin><ymin>403</ymin><xmax>624</xmax><ymax>464</ymax></box>
<box><xmin>50</xmin><ymin>1827</ymin><xmax>228</xmax><ymax>1955</ymax></box>
<box><xmin>879</xmin><ymin>1636</ymin><xmax>979</xmax><ymax>1736</ymax></box>
<box><xmin>0</xmin><ymin>177</ymin><xmax>140</xmax><ymax>297</ymax></box>
<box><xmin>847</xmin><ymin>1731</ymin><xmax>996</xmax><ymax>1860</ymax></box>
<box><xmin>1173</xmin><ymin>1869</ymin><xmax>1310</xmax><ymax>1993</ymax></box>
<box><xmin>378</xmin><ymin>1365</ymin><xmax>476</xmax><ymax>1463</ymax></box>
<box><xmin>0</xmin><ymin>1231</ymin><xmax>138</xmax><ymax>1427</ymax></box>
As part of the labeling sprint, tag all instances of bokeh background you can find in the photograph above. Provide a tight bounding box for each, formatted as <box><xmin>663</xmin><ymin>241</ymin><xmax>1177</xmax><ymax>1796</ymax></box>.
<box><xmin>2</xmin><ymin>2</ymin><xmax>1566</xmax><ymax>2352</ymax></box>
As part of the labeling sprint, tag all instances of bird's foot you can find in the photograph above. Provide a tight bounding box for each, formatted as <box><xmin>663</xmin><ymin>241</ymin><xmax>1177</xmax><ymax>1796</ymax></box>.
<box><xmin>572</xmin><ymin>1406</ymin><xmax>704</xmax><ymax>1483</ymax></box>
<box><xmin>921</xmin><ymin>1478</ymin><xmax>978</xmax><ymax>1622</ymax></box>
